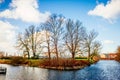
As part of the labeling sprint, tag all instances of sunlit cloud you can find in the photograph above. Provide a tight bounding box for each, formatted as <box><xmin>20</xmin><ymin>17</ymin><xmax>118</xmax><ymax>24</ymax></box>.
<box><xmin>0</xmin><ymin>20</ymin><xmax>17</xmax><ymax>54</ymax></box>
<box><xmin>0</xmin><ymin>0</ymin><xmax>50</xmax><ymax>23</ymax></box>
<box><xmin>88</xmin><ymin>0</ymin><xmax>120</xmax><ymax>23</ymax></box>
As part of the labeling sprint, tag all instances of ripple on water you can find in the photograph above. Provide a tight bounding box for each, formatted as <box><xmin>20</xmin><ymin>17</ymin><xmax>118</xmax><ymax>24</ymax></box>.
<box><xmin>0</xmin><ymin>60</ymin><xmax>120</xmax><ymax>80</ymax></box>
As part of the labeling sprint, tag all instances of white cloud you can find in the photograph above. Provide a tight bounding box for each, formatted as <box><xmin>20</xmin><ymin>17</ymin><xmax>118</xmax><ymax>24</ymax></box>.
<box><xmin>0</xmin><ymin>20</ymin><xmax>17</xmax><ymax>54</ymax></box>
<box><xmin>0</xmin><ymin>0</ymin><xmax>50</xmax><ymax>23</ymax></box>
<box><xmin>88</xmin><ymin>0</ymin><xmax>120</xmax><ymax>22</ymax></box>
<box><xmin>103</xmin><ymin>40</ymin><xmax>114</xmax><ymax>44</ymax></box>
<box><xmin>0</xmin><ymin>0</ymin><xmax>4</xmax><ymax>3</ymax></box>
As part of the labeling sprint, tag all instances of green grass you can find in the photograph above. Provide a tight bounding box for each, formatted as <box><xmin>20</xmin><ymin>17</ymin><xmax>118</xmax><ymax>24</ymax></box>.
<box><xmin>76</xmin><ymin>58</ymin><xmax>95</xmax><ymax>64</ymax></box>
<box><xmin>76</xmin><ymin>58</ymin><xmax>88</xmax><ymax>60</ymax></box>
<box><xmin>26</xmin><ymin>59</ymin><xmax>43</xmax><ymax>67</ymax></box>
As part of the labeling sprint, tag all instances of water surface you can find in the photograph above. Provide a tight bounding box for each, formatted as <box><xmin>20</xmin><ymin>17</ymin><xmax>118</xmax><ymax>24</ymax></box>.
<box><xmin>0</xmin><ymin>60</ymin><xmax>120</xmax><ymax>80</ymax></box>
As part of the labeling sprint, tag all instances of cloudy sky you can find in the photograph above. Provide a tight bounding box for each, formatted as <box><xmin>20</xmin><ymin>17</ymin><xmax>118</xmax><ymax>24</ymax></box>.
<box><xmin>0</xmin><ymin>0</ymin><xmax>120</xmax><ymax>54</ymax></box>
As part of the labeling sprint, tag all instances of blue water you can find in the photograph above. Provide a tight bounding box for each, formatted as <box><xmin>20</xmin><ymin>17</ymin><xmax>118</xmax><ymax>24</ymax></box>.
<box><xmin>0</xmin><ymin>60</ymin><xmax>120</xmax><ymax>80</ymax></box>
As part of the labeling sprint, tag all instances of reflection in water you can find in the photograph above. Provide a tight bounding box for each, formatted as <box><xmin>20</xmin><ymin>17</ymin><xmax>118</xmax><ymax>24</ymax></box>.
<box><xmin>47</xmin><ymin>70</ymin><xmax>78</xmax><ymax>80</ymax></box>
<box><xmin>0</xmin><ymin>60</ymin><xmax>120</xmax><ymax>80</ymax></box>
<box><xmin>75</xmin><ymin>60</ymin><xmax>120</xmax><ymax>80</ymax></box>
<box><xmin>0</xmin><ymin>65</ymin><xmax>49</xmax><ymax>80</ymax></box>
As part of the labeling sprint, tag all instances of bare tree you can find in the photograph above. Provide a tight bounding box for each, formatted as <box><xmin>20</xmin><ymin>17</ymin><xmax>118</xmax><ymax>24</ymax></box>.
<box><xmin>92</xmin><ymin>41</ymin><xmax>101</xmax><ymax>54</ymax></box>
<box><xmin>43</xmin><ymin>14</ymin><xmax>64</xmax><ymax>60</ymax></box>
<box><xmin>17</xmin><ymin>25</ymin><xmax>41</xmax><ymax>58</ymax></box>
<box><xmin>41</xmin><ymin>24</ymin><xmax>51</xmax><ymax>60</ymax></box>
<box><xmin>64</xmin><ymin>19</ymin><xmax>85</xmax><ymax>59</ymax></box>
<box><xmin>90</xmin><ymin>41</ymin><xmax>101</xmax><ymax>58</ymax></box>
<box><xmin>0</xmin><ymin>51</ymin><xmax>5</xmax><ymax>58</ymax></box>
<box><xmin>83</xmin><ymin>30</ymin><xmax>98</xmax><ymax>60</ymax></box>
<box><xmin>25</xmin><ymin>25</ymin><xmax>41</xmax><ymax>58</ymax></box>
<box><xmin>17</xmin><ymin>33</ymin><xmax>30</xmax><ymax>58</ymax></box>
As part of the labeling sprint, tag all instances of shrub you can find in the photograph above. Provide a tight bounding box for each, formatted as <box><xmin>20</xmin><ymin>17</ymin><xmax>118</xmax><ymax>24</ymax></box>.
<box><xmin>28</xmin><ymin>60</ymin><xmax>41</xmax><ymax>67</ymax></box>
<box><xmin>0</xmin><ymin>56</ymin><xmax>11</xmax><ymax>59</ymax></box>
<box><xmin>30</xmin><ymin>56</ymin><xmax>39</xmax><ymax>59</ymax></box>
<box><xmin>115</xmin><ymin>53</ymin><xmax>120</xmax><ymax>62</ymax></box>
<box><xmin>10</xmin><ymin>56</ymin><xmax>26</xmax><ymax>66</ymax></box>
<box><xmin>40</xmin><ymin>58</ymin><xmax>90</xmax><ymax>68</ymax></box>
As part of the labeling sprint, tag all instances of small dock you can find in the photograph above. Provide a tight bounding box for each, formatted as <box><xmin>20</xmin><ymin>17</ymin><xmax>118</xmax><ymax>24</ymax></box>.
<box><xmin>0</xmin><ymin>67</ymin><xmax>7</xmax><ymax>74</ymax></box>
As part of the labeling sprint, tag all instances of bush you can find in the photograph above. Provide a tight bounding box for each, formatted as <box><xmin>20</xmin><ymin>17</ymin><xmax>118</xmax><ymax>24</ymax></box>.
<box><xmin>0</xmin><ymin>56</ymin><xmax>11</xmax><ymax>59</ymax></box>
<box><xmin>30</xmin><ymin>56</ymin><xmax>39</xmax><ymax>59</ymax></box>
<box><xmin>10</xmin><ymin>56</ymin><xmax>26</xmax><ymax>66</ymax></box>
<box><xmin>40</xmin><ymin>58</ymin><xmax>90</xmax><ymax>67</ymax></box>
<box><xmin>28</xmin><ymin>60</ymin><xmax>41</xmax><ymax>67</ymax></box>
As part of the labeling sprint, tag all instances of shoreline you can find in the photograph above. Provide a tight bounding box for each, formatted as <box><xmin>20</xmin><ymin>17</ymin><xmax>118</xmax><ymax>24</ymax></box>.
<box><xmin>39</xmin><ymin>65</ymin><xmax>86</xmax><ymax>70</ymax></box>
<box><xmin>0</xmin><ymin>59</ymin><xmax>95</xmax><ymax>70</ymax></box>
<box><xmin>0</xmin><ymin>62</ymin><xmax>87</xmax><ymax>70</ymax></box>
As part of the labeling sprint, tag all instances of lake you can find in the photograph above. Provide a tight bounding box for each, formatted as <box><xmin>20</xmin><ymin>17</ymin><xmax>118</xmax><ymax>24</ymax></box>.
<box><xmin>0</xmin><ymin>60</ymin><xmax>120</xmax><ymax>80</ymax></box>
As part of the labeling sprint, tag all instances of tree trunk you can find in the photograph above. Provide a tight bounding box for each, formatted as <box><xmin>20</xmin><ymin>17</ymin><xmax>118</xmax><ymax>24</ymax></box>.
<box><xmin>72</xmin><ymin>52</ymin><xmax>75</xmax><ymax>59</ymax></box>
<box><xmin>48</xmin><ymin>42</ymin><xmax>51</xmax><ymax>60</ymax></box>
<box><xmin>28</xmin><ymin>51</ymin><xmax>30</xmax><ymax>59</ymax></box>
<box><xmin>88</xmin><ymin>46</ymin><xmax>90</xmax><ymax>61</ymax></box>
<box><xmin>55</xmin><ymin>44</ymin><xmax>58</xmax><ymax>60</ymax></box>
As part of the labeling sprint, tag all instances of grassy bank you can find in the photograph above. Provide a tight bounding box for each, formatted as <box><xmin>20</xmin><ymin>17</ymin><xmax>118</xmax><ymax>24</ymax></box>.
<box><xmin>0</xmin><ymin>56</ymin><xmax>98</xmax><ymax>70</ymax></box>
<box><xmin>0</xmin><ymin>59</ymin><xmax>42</xmax><ymax>67</ymax></box>
<box><xmin>39</xmin><ymin>58</ymin><xmax>91</xmax><ymax>70</ymax></box>
<box><xmin>0</xmin><ymin>59</ymin><xmax>11</xmax><ymax>64</ymax></box>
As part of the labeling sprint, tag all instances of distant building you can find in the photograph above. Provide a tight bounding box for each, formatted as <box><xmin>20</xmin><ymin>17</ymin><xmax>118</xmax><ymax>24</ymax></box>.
<box><xmin>109</xmin><ymin>53</ymin><xmax>117</xmax><ymax>59</ymax></box>
<box><xmin>100</xmin><ymin>54</ymin><xmax>106</xmax><ymax>58</ymax></box>
<box><xmin>100</xmin><ymin>53</ymin><xmax>117</xmax><ymax>60</ymax></box>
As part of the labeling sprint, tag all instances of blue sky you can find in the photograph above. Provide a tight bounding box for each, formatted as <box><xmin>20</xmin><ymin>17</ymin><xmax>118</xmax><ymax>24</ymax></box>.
<box><xmin>0</xmin><ymin>0</ymin><xmax>120</xmax><ymax>54</ymax></box>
